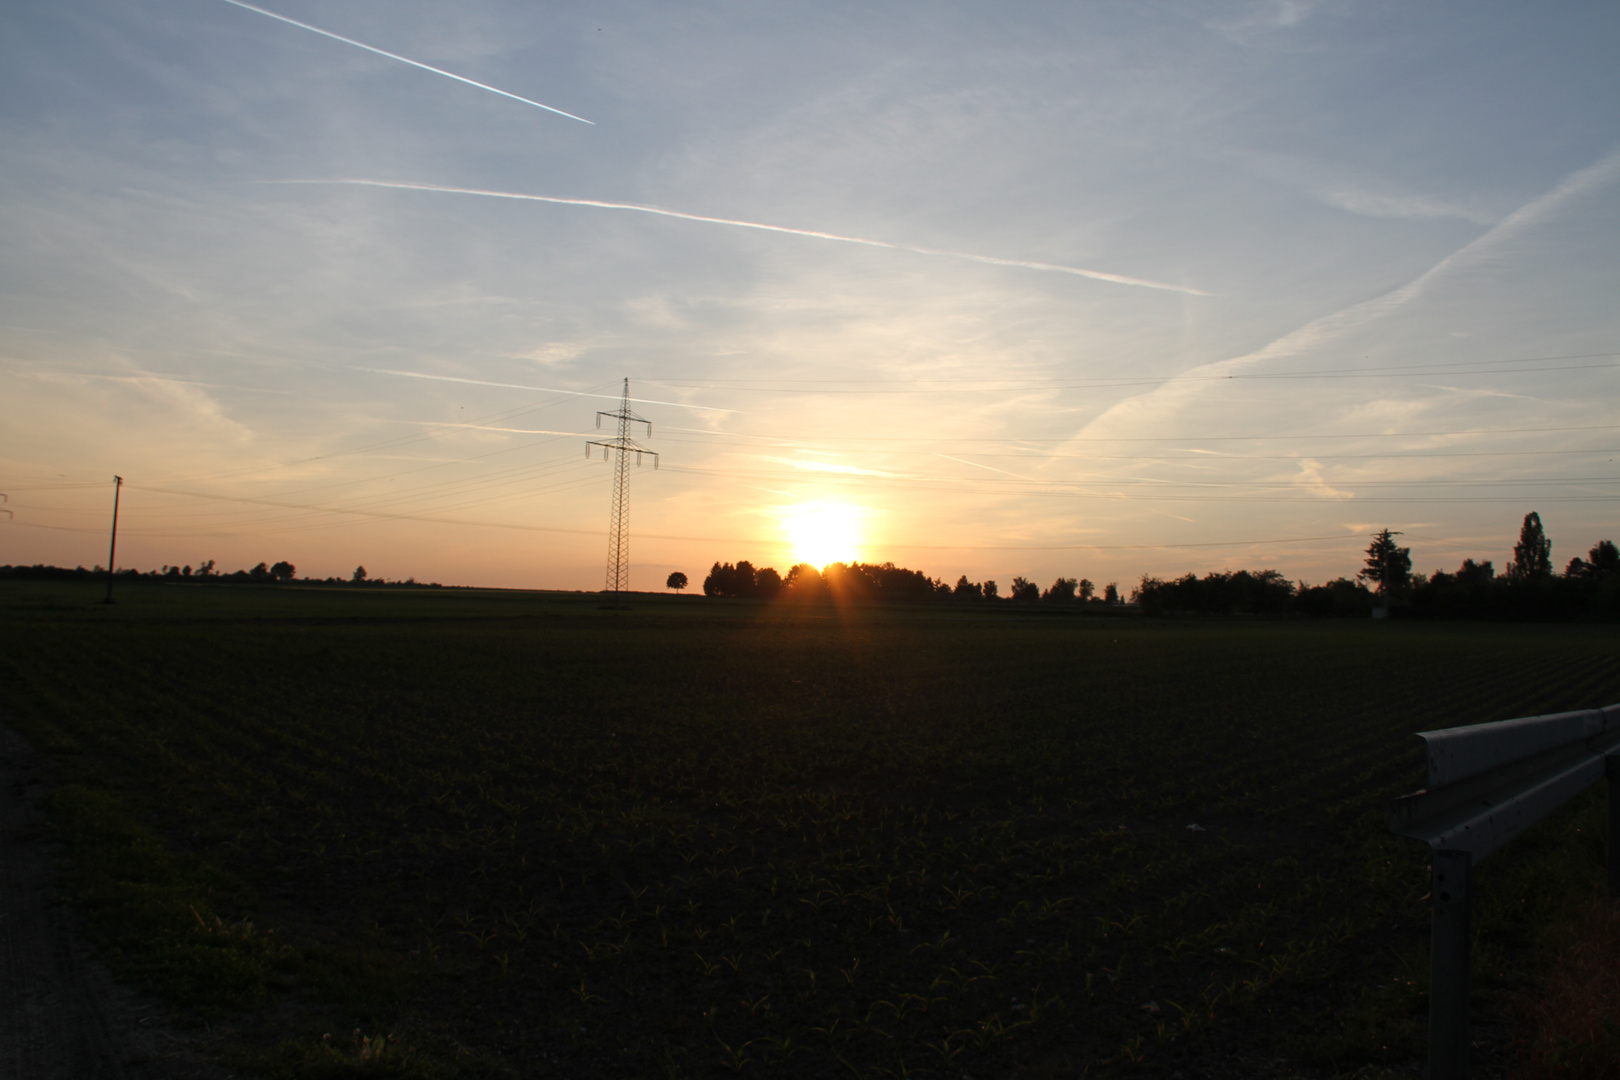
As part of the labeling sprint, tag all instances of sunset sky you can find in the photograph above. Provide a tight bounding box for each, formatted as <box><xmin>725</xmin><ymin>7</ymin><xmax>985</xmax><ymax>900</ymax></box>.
<box><xmin>3</xmin><ymin>1</ymin><xmax>1617</xmax><ymax>591</ymax></box>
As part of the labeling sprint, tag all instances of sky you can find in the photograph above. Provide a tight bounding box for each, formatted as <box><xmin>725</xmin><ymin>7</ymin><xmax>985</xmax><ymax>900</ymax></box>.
<box><xmin>2</xmin><ymin>0</ymin><xmax>1618</xmax><ymax>591</ymax></box>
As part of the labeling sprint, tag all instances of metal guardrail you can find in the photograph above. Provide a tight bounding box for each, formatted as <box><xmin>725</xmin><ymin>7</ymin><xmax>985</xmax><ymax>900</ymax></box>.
<box><xmin>1389</xmin><ymin>703</ymin><xmax>1620</xmax><ymax>1080</ymax></box>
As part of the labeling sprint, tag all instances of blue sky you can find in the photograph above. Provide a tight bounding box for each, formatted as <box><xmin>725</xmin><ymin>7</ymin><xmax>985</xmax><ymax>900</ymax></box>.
<box><xmin>3</xmin><ymin>0</ymin><xmax>1617</xmax><ymax>589</ymax></box>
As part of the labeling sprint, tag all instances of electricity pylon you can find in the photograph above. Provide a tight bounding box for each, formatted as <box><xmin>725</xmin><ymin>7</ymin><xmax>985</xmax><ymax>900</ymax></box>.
<box><xmin>586</xmin><ymin>379</ymin><xmax>658</xmax><ymax>605</ymax></box>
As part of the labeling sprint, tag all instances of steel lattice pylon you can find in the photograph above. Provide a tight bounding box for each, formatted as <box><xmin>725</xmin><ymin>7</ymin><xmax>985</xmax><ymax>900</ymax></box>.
<box><xmin>586</xmin><ymin>378</ymin><xmax>658</xmax><ymax>603</ymax></box>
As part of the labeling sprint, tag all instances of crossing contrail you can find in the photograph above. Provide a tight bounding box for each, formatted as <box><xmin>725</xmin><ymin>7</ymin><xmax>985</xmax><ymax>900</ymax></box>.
<box><xmin>271</xmin><ymin>178</ymin><xmax>1207</xmax><ymax>294</ymax></box>
<box><xmin>217</xmin><ymin>0</ymin><xmax>592</xmax><ymax>125</ymax></box>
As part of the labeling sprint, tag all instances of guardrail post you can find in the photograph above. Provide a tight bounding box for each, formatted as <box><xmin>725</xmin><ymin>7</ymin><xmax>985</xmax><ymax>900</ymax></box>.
<box><xmin>1608</xmin><ymin>755</ymin><xmax>1620</xmax><ymax>898</ymax></box>
<box><xmin>1430</xmin><ymin>849</ymin><xmax>1472</xmax><ymax>1080</ymax></box>
<box><xmin>1394</xmin><ymin>706</ymin><xmax>1620</xmax><ymax>1080</ymax></box>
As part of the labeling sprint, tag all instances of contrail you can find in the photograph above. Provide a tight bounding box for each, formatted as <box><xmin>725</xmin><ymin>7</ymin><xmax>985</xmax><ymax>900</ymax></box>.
<box><xmin>1075</xmin><ymin>146</ymin><xmax>1620</xmax><ymax>439</ymax></box>
<box><xmin>216</xmin><ymin>0</ymin><xmax>592</xmax><ymax>125</ymax></box>
<box><xmin>933</xmin><ymin>452</ymin><xmax>1035</xmax><ymax>481</ymax></box>
<box><xmin>272</xmin><ymin>179</ymin><xmax>1207</xmax><ymax>294</ymax></box>
<box><xmin>359</xmin><ymin>368</ymin><xmax>740</xmax><ymax>413</ymax></box>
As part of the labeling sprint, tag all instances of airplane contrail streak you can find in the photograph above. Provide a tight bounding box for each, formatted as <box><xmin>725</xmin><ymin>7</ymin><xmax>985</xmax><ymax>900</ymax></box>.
<box><xmin>272</xmin><ymin>179</ymin><xmax>1206</xmax><ymax>294</ymax></box>
<box><xmin>217</xmin><ymin>0</ymin><xmax>593</xmax><ymax>125</ymax></box>
<box><xmin>360</xmin><ymin>368</ymin><xmax>740</xmax><ymax>413</ymax></box>
<box><xmin>933</xmin><ymin>452</ymin><xmax>1035</xmax><ymax>481</ymax></box>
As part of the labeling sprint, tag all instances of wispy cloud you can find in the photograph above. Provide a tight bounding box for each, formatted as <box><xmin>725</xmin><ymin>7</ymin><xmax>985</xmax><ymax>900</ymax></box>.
<box><xmin>1418</xmin><ymin>384</ymin><xmax>1541</xmax><ymax>401</ymax></box>
<box><xmin>1294</xmin><ymin>459</ymin><xmax>1353</xmax><ymax>500</ymax></box>
<box><xmin>1077</xmin><ymin>148</ymin><xmax>1620</xmax><ymax>437</ymax></box>
<box><xmin>1231</xmin><ymin>149</ymin><xmax>1499</xmax><ymax>224</ymax></box>
<box><xmin>358</xmin><ymin>368</ymin><xmax>739</xmax><ymax>413</ymax></box>
<box><xmin>397</xmin><ymin>421</ymin><xmax>584</xmax><ymax>436</ymax></box>
<box><xmin>763</xmin><ymin>457</ymin><xmax>903</xmax><ymax>478</ymax></box>
<box><xmin>14</xmin><ymin>369</ymin><xmax>292</xmax><ymax>395</ymax></box>
<box><xmin>1210</xmin><ymin>0</ymin><xmax>1325</xmax><ymax>43</ymax></box>
<box><xmin>270</xmin><ymin>179</ymin><xmax>1210</xmax><ymax>295</ymax></box>
<box><xmin>1321</xmin><ymin>187</ymin><xmax>1496</xmax><ymax>224</ymax></box>
<box><xmin>215</xmin><ymin>0</ymin><xmax>593</xmax><ymax>124</ymax></box>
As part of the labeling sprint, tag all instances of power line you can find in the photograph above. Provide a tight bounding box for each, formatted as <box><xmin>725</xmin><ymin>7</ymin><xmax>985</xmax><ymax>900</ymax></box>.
<box><xmin>0</xmin><ymin>511</ymin><xmax>1371</xmax><ymax>554</ymax></box>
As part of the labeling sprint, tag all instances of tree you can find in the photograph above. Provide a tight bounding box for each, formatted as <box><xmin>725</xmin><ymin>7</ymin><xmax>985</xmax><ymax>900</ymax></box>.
<box><xmin>270</xmin><ymin>560</ymin><xmax>296</xmax><ymax>581</ymax></box>
<box><xmin>666</xmin><ymin>571</ymin><xmax>688</xmax><ymax>592</ymax></box>
<box><xmin>703</xmin><ymin>561</ymin><xmax>764</xmax><ymax>598</ymax></box>
<box><xmin>352</xmin><ymin>565</ymin><xmax>367</xmax><ymax>583</ymax></box>
<box><xmin>1566</xmin><ymin>539</ymin><xmax>1618</xmax><ymax>581</ymax></box>
<box><xmin>249</xmin><ymin>561</ymin><xmax>272</xmax><ymax>581</ymax></box>
<box><xmin>1594</xmin><ymin>540</ymin><xmax>1620</xmax><ymax>577</ymax></box>
<box><xmin>982</xmin><ymin>579</ymin><xmax>998</xmax><ymax>599</ymax></box>
<box><xmin>783</xmin><ymin>563</ymin><xmax>823</xmax><ymax>595</ymax></box>
<box><xmin>1042</xmin><ymin>577</ymin><xmax>1078</xmax><ymax>602</ymax></box>
<box><xmin>1078</xmin><ymin>578</ymin><xmax>1096</xmax><ymax>603</ymax></box>
<box><xmin>1009</xmin><ymin>576</ymin><xmax>1039</xmax><ymax>603</ymax></box>
<box><xmin>1103</xmin><ymin>582</ymin><xmax>1119</xmax><ymax>605</ymax></box>
<box><xmin>953</xmin><ymin>575</ymin><xmax>982</xmax><ymax>599</ymax></box>
<box><xmin>1508</xmin><ymin>512</ymin><xmax>1552</xmax><ymax>581</ymax></box>
<box><xmin>1358</xmin><ymin>529</ymin><xmax>1411</xmax><ymax>597</ymax></box>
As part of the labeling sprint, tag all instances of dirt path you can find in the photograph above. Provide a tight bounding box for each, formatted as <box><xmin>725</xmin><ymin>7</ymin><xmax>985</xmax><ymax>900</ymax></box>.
<box><xmin>0</xmin><ymin>720</ymin><xmax>230</xmax><ymax>1080</ymax></box>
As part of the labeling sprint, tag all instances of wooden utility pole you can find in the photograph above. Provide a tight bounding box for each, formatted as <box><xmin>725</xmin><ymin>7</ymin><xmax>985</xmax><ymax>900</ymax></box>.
<box><xmin>104</xmin><ymin>475</ymin><xmax>122</xmax><ymax>604</ymax></box>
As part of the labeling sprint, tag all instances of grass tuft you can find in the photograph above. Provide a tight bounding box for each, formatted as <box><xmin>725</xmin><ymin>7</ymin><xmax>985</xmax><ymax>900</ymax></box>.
<box><xmin>1508</xmin><ymin>895</ymin><xmax>1620</xmax><ymax>1080</ymax></box>
<box><xmin>46</xmin><ymin>782</ymin><xmax>277</xmax><ymax>1012</ymax></box>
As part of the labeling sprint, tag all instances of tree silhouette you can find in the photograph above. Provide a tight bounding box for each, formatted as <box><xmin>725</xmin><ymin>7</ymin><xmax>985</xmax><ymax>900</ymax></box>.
<box><xmin>982</xmin><ymin>580</ymin><xmax>998</xmax><ymax>599</ymax></box>
<box><xmin>703</xmin><ymin>561</ymin><xmax>767</xmax><ymax>597</ymax></box>
<box><xmin>1042</xmin><ymin>577</ymin><xmax>1078</xmax><ymax>602</ymax></box>
<box><xmin>1009</xmin><ymin>576</ymin><xmax>1039</xmax><ymax>603</ymax></box>
<box><xmin>1358</xmin><ymin>530</ymin><xmax>1411</xmax><ymax>597</ymax></box>
<box><xmin>1136</xmin><ymin>569</ymin><xmax>1297</xmax><ymax>615</ymax></box>
<box><xmin>1508</xmin><ymin>512</ymin><xmax>1552</xmax><ymax>581</ymax></box>
<box><xmin>270</xmin><ymin>560</ymin><xmax>296</xmax><ymax>581</ymax></box>
<box><xmin>1594</xmin><ymin>539</ymin><xmax>1619</xmax><ymax>577</ymax></box>
<box><xmin>1565</xmin><ymin>539</ymin><xmax>1618</xmax><ymax>581</ymax></box>
<box><xmin>352</xmin><ymin>565</ymin><xmax>367</xmax><ymax>583</ymax></box>
<box><xmin>1103</xmin><ymin>582</ymin><xmax>1119</xmax><ymax>605</ymax></box>
<box><xmin>666</xmin><ymin>571</ymin><xmax>688</xmax><ymax>592</ymax></box>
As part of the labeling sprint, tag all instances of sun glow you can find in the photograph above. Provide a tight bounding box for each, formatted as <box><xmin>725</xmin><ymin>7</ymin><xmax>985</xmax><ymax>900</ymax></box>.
<box><xmin>781</xmin><ymin>502</ymin><xmax>864</xmax><ymax>568</ymax></box>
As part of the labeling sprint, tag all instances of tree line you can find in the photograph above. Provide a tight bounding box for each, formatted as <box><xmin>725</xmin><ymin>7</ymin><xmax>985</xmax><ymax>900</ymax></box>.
<box><xmin>697</xmin><ymin>559</ymin><xmax>1124</xmax><ymax>606</ymax></box>
<box><xmin>688</xmin><ymin>513</ymin><xmax>1617</xmax><ymax>620</ymax></box>
<box><xmin>0</xmin><ymin>561</ymin><xmax>441</xmax><ymax>587</ymax></box>
<box><xmin>1134</xmin><ymin>514</ymin><xmax>1618</xmax><ymax>618</ymax></box>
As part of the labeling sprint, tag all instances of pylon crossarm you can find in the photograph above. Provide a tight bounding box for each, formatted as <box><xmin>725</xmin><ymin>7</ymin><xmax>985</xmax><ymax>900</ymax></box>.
<box><xmin>587</xmin><ymin>439</ymin><xmax>656</xmax><ymax>456</ymax></box>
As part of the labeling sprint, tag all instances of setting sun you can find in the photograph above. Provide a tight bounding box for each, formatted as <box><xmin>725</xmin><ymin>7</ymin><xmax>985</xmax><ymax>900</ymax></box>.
<box><xmin>781</xmin><ymin>502</ymin><xmax>864</xmax><ymax>568</ymax></box>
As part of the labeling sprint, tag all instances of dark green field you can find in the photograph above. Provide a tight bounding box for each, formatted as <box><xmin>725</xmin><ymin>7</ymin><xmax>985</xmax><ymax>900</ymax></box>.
<box><xmin>2</xmin><ymin>580</ymin><xmax>1616</xmax><ymax>1079</ymax></box>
